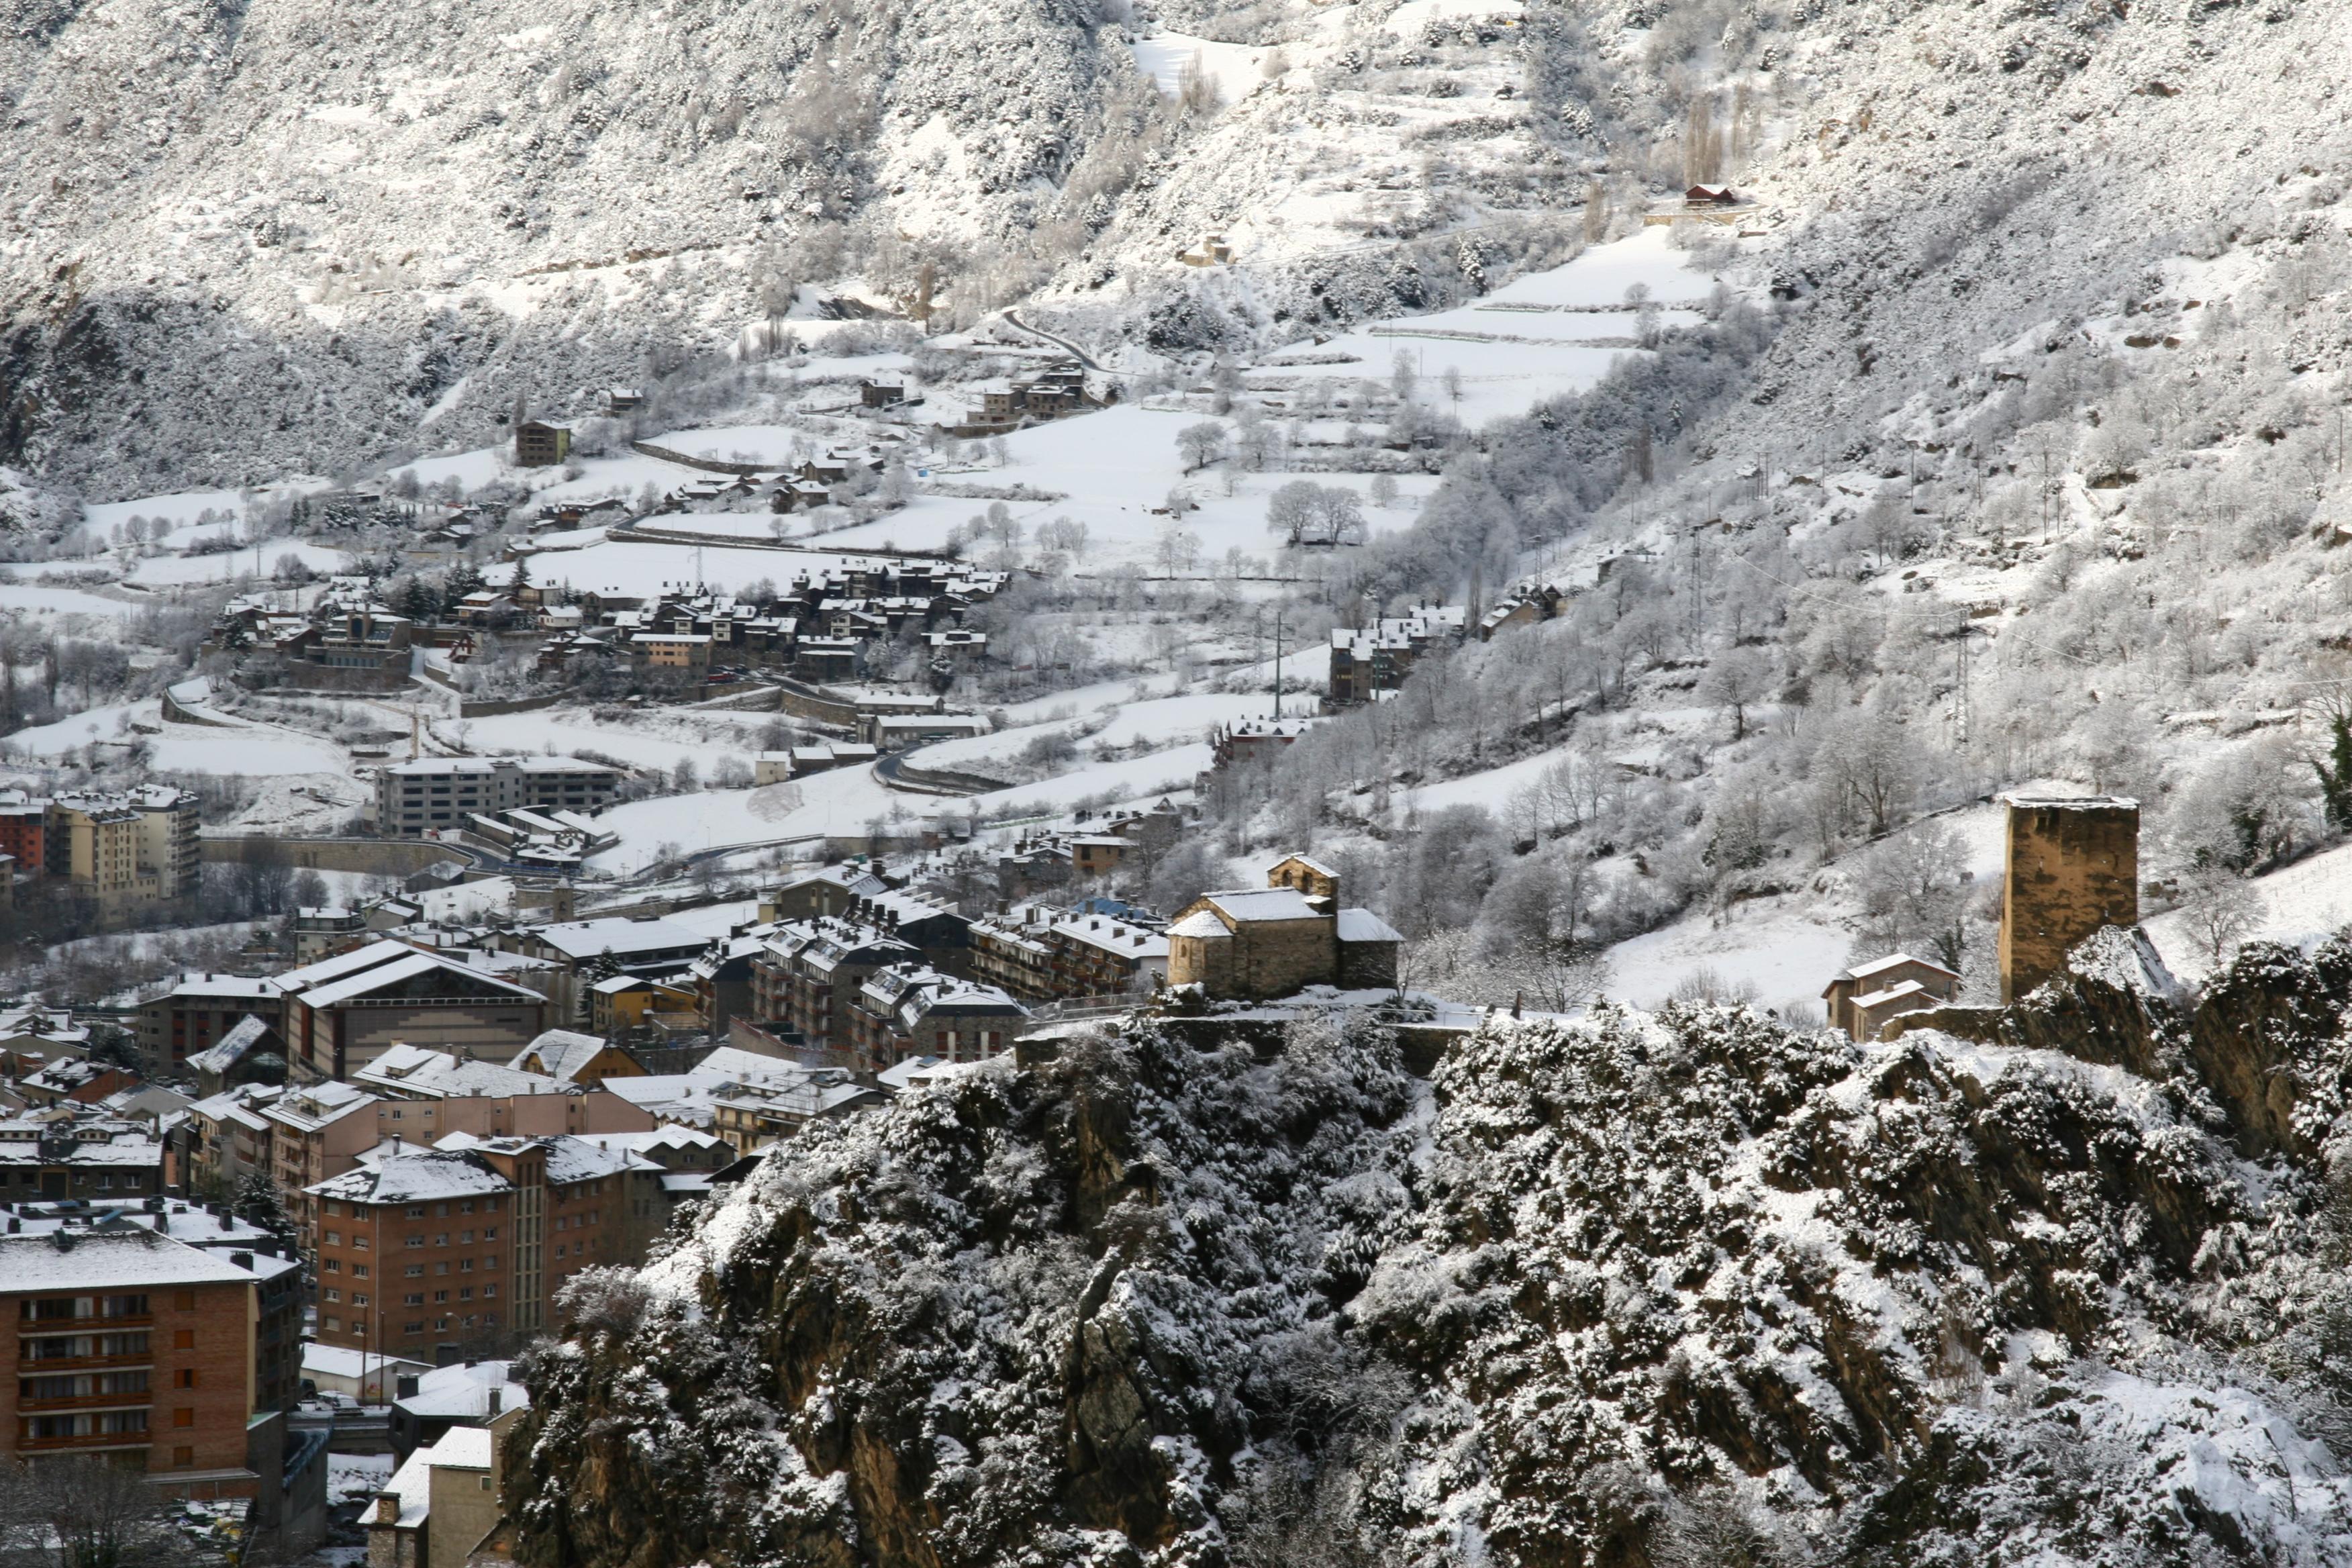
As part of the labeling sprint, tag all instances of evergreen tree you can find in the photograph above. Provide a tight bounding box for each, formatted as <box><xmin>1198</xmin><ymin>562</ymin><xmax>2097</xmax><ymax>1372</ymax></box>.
<box><xmin>234</xmin><ymin>1170</ymin><xmax>293</xmax><ymax>1237</ymax></box>
<box><xmin>2314</xmin><ymin>712</ymin><xmax>2352</xmax><ymax>834</ymax></box>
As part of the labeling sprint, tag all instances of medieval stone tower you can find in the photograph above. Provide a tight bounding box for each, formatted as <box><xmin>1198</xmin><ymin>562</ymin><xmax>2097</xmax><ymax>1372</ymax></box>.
<box><xmin>1998</xmin><ymin>794</ymin><xmax>2140</xmax><ymax>1003</ymax></box>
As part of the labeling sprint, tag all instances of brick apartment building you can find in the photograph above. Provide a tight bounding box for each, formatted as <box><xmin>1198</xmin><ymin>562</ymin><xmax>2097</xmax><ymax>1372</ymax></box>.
<box><xmin>262</xmin><ymin>1080</ymin><xmax>654</xmax><ymax>1251</ymax></box>
<box><xmin>0</xmin><ymin>1228</ymin><xmax>262</xmax><ymax>1498</ymax></box>
<box><xmin>0</xmin><ymin>787</ymin><xmax>202</xmax><ymax>919</ymax></box>
<box><xmin>307</xmin><ymin>1136</ymin><xmax>650</xmax><ymax>1364</ymax></box>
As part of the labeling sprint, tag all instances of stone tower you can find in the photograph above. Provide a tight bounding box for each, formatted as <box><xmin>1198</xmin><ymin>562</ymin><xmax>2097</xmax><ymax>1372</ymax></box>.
<box><xmin>1998</xmin><ymin>794</ymin><xmax>2140</xmax><ymax>1003</ymax></box>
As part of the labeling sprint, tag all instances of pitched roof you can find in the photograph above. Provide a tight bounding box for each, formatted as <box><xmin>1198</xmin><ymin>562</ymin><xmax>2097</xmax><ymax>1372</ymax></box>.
<box><xmin>1201</xmin><ymin>887</ymin><xmax>1322</xmax><ymax>923</ymax></box>
<box><xmin>1335</xmin><ymin>908</ymin><xmax>1404</xmax><ymax>944</ymax></box>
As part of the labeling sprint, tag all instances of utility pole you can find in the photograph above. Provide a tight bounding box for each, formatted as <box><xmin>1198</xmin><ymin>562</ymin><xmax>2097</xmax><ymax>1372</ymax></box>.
<box><xmin>1271</xmin><ymin>601</ymin><xmax>1285</xmax><ymax>721</ymax></box>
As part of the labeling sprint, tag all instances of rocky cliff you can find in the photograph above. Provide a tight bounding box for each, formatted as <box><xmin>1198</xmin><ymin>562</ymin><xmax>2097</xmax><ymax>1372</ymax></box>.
<box><xmin>506</xmin><ymin>934</ymin><xmax>2352</xmax><ymax>1565</ymax></box>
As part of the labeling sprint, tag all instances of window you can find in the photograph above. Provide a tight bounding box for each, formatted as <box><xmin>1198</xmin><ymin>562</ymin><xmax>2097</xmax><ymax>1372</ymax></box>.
<box><xmin>460</xmin><ymin>1231</ymin><xmax>474</xmax><ymax>1244</ymax></box>
<box><xmin>173</xmin><ymin>1447</ymin><xmax>194</xmax><ymax>1468</ymax></box>
<box><xmin>434</xmin><ymin>1204</ymin><xmax>449</xmax><ymax>1218</ymax></box>
<box><xmin>434</xmin><ymin>1290</ymin><xmax>449</xmax><ymax>1304</ymax></box>
<box><xmin>405</xmin><ymin>1204</ymin><xmax>423</xmax><ymax>1218</ymax></box>
<box><xmin>351</xmin><ymin>1265</ymin><xmax>369</xmax><ymax>1280</ymax></box>
<box><xmin>459</xmin><ymin>1259</ymin><xmax>473</xmax><ymax>1273</ymax></box>
<box><xmin>322</xmin><ymin>1316</ymin><xmax>339</xmax><ymax>1331</ymax></box>
<box><xmin>352</xmin><ymin>1235</ymin><xmax>369</xmax><ymax>1251</ymax></box>
<box><xmin>173</xmin><ymin>1408</ymin><xmax>195</xmax><ymax>1428</ymax></box>
<box><xmin>323</xmin><ymin>1259</ymin><xmax>340</xmax><ymax>1274</ymax></box>
<box><xmin>403</xmin><ymin>1294</ymin><xmax>424</xmax><ymax>1307</ymax></box>
<box><xmin>405</xmin><ymin>1237</ymin><xmax>424</xmax><ymax>1248</ymax></box>
<box><xmin>174</xmin><ymin>1330</ymin><xmax>195</xmax><ymax>1350</ymax></box>
<box><xmin>460</xmin><ymin>1200</ymin><xmax>475</xmax><ymax>1214</ymax></box>
<box><xmin>177</xmin><ymin>1369</ymin><xmax>198</xmax><ymax>1389</ymax></box>
<box><xmin>173</xmin><ymin>1290</ymin><xmax>195</xmax><ymax>1311</ymax></box>
<box><xmin>484</xmin><ymin>1226</ymin><xmax>499</xmax><ymax>1240</ymax></box>
<box><xmin>404</xmin><ymin>1322</ymin><xmax>425</xmax><ymax>1334</ymax></box>
<box><xmin>322</xmin><ymin>1289</ymin><xmax>340</xmax><ymax>1304</ymax></box>
<box><xmin>434</xmin><ymin>1234</ymin><xmax>448</xmax><ymax>1247</ymax></box>
<box><xmin>352</xmin><ymin>1294</ymin><xmax>368</xmax><ymax>1308</ymax></box>
<box><xmin>483</xmin><ymin>1285</ymin><xmax>497</xmax><ymax>1299</ymax></box>
<box><xmin>458</xmin><ymin>1287</ymin><xmax>473</xmax><ymax>1301</ymax></box>
<box><xmin>435</xmin><ymin>1263</ymin><xmax>449</xmax><ymax>1276</ymax></box>
<box><xmin>405</xmin><ymin>1265</ymin><xmax>422</xmax><ymax>1278</ymax></box>
<box><xmin>322</xmin><ymin>1231</ymin><xmax>340</xmax><ymax>1246</ymax></box>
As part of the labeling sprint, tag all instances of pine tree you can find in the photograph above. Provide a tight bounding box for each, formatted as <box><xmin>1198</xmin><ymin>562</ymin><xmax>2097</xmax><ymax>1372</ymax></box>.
<box><xmin>2314</xmin><ymin>712</ymin><xmax>2352</xmax><ymax>834</ymax></box>
<box><xmin>234</xmin><ymin>1170</ymin><xmax>293</xmax><ymax>1237</ymax></box>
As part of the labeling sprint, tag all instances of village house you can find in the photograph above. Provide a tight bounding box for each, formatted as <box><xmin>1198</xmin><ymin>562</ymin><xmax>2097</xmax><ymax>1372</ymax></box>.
<box><xmin>1821</xmin><ymin>953</ymin><xmax>1963</xmax><ymax>1041</ymax></box>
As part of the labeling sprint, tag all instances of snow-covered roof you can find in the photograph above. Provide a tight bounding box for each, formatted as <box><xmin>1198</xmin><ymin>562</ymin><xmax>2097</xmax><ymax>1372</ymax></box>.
<box><xmin>528</xmin><ymin>916</ymin><xmax>709</xmax><ymax>961</ymax></box>
<box><xmin>1167</xmin><ymin>910</ymin><xmax>1232</xmax><ymax>939</ymax></box>
<box><xmin>1335</xmin><ymin>908</ymin><xmax>1404</xmax><ymax>944</ymax></box>
<box><xmin>2000</xmin><ymin>792</ymin><xmax>2139</xmax><ymax>811</ymax></box>
<box><xmin>297</xmin><ymin>950</ymin><xmax>543</xmax><ymax>1010</ymax></box>
<box><xmin>1265</xmin><ymin>852</ymin><xmax>1339</xmax><ymax>879</ymax></box>
<box><xmin>356</xmin><ymin>1044</ymin><xmax>562</xmax><ymax>1101</ymax></box>
<box><xmin>511</xmin><ymin>1029</ymin><xmax>614</xmax><ymax>1082</ymax></box>
<box><xmin>1201</xmin><ymin>887</ymin><xmax>1323</xmax><ymax>923</ymax></box>
<box><xmin>185</xmin><ymin>1014</ymin><xmax>275</xmax><ymax>1076</ymax></box>
<box><xmin>303</xmin><ymin>1343</ymin><xmax>430</xmax><ymax>1381</ymax></box>
<box><xmin>1851</xmin><ymin>979</ymin><xmax>1931</xmax><ymax>1012</ymax></box>
<box><xmin>0</xmin><ymin>1229</ymin><xmax>259</xmax><ymax>1292</ymax></box>
<box><xmin>394</xmin><ymin>1361</ymin><xmax>529</xmax><ymax>1425</ymax></box>
<box><xmin>264</xmin><ymin>1081</ymin><xmax>378</xmax><ymax>1132</ymax></box>
<box><xmin>1842</xmin><ymin>951</ymin><xmax>1959</xmax><ymax>983</ymax></box>
<box><xmin>275</xmin><ymin>939</ymin><xmax>421</xmax><ymax>993</ymax></box>
<box><xmin>309</xmin><ymin>1150</ymin><xmax>509</xmax><ymax>1204</ymax></box>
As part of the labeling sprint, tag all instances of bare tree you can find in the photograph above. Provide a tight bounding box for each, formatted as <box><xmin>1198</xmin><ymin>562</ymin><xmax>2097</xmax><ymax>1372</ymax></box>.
<box><xmin>1699</xmin><ymin>647</ymin><xmax>1771</xmax><ymax>741</ymax></box>
<box><xmin>0</xmin><ymin>1453</ymin><xmax>203</xmax><ymax>1568</ymax></box>
<box><xmin>1177</xmin><ymin>420</ymin><xmax>1228</xmax><ymax>473</ymax></box>
<box><xmin>2177</xmin><ymin>865</ymin><xmax>2263</xmax><ymax>971</ymax></box>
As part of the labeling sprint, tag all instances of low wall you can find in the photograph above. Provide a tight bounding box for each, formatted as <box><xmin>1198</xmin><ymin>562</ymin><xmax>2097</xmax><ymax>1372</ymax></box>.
<box><xmin>201</xmin><ymin>837</ymin><xmax>479</xmax><ymax>877</ymax></box>
<box><xmin>160</xmin><ymin>690</ymin><xmax>243</xmax><ymax>728</ymax></box>
<box><xmin>628</xmin><ymin>440</ymin><xmax>771</xmax><ymax>476</ymax></box>
<box><xmin>458</xmin><ymin>692</ymin><xmax>566</xmax><ymax>718</ymax></box>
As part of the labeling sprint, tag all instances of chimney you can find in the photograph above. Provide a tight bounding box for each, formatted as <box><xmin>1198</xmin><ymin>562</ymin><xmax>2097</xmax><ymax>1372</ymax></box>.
<box><xmin>231</xmin><ymin>1250</ymin><xmax>253</xmax><ymax>1271</ymax></box>
<box><xmin>487</xmin><ymin>1388</ymin><xmax>502</xmax><ymax>1416</ymax></box>
<box><xmin>375</xmin><ymin>1493</ymin><xmax>400</xmax><ymax>1526</ymax></box>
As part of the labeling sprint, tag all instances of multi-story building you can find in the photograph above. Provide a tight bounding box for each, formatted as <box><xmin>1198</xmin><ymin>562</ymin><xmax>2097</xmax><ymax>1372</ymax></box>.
<box><xmin>0</xmin><ymin>1227</ymin><xmax>262</xmax><ymax>1496</ymax></box>
<box><xmin>47</xmin><ymin>786</ymin><xmax>201</xmax><ymax>911</ymax></box>
<box><xmin>373</xmin><ymin>756</ymin><xmax>620</xmax><ymax>840</ymax></box>
<box><xmin>495</xmin><ymin>915</ymin><xmax>712</xmax><ymax>1026</ymax></box>
<box><xmin>0</xmin><ymin>1120</ymin><xmax>166</xmax><ymax>1202</ymax></box>
<box><xmin>5</xmin><ymin>1202</ymin><xmax>305</xmax><ymax>1414</ymax></box>
<box><xmin>137</xmin><ymin>971</ymin><xmax>284</xmax><ymax>1075</ymax></box>
<box><xmin>307</xmin><ymin>1134</ymin><xmax>652</xmax><ymax>1363</ymax></box>
<box><xmin>185</xmin><ymin>1083</ymin><xmax>283</xmax><ymax>1200</ymax></box>
<box><xmin>750</xmin><ymin>918</ymin><xmax>922</xmax><ymax>1056</ymax></box>
<box><xmin>709</xmin><ymin>1073</ymin><xmax>881</xmax><ymax>1156</ymax></box>
<box><xmin>969</xmin><ymin>905</ymin><xmax>1169</xmax><ymax>1003</ymax></box>
<box><xmin>263</xmin><ymin>1077</ymin><xmax>655</xmax><ymax>1250</ymax></box>
<box><xmin>846</xmin><ymin>969</ymin><xmax>1028</xmax><ymax>1071</ymax></box>
<box><xmin>276</xmin><ymin>940</ymin><xmax>548</xmax><ymax>1081</ymax></box>
<box><xmin>0</xmin><ymin>789</ymin><xmax>48</xmax><ymax>875</ymax></box>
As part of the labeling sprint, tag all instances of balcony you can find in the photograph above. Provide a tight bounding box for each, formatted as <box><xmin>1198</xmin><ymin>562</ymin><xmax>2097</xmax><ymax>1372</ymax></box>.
<box><xmin>18</xmin><ymin>1431</ymin><xmax>151</xmax><ymax>1454</ymax></box>
<box><xmin>20</xmin><ymin>1312</ymin><xmax>151</xmax><ymax>1330</ymax></box>
<box><xmin>18</xmin><ymin>1351</ymin><xmax>153</xmax><ymax>1371</ymax></box>
<box><xmin>17</xmin><ymin>1393</ymin><xmax>152</xmax><ymax>1414</ymax></box>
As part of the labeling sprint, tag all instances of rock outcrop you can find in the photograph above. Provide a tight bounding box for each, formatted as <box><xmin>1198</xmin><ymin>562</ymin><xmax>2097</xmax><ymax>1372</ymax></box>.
<box><xmin>508</xmin><ymin>941</ymin><xmax>2352</xmax><ymax>1565</ymax></box>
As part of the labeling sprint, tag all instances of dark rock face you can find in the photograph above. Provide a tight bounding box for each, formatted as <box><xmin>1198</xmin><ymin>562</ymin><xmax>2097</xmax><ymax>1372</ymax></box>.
<box><xmin>509</xmin><ymin>943</ymin><xmax>2352</xmax><ymax>1567</ymax></box>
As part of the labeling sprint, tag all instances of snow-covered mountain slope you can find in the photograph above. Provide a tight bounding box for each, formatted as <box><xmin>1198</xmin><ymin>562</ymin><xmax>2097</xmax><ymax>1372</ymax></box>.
<box><xmin>507</xmin><ymin>934</ymin><xmax>2352</xmax><ymax>1565</ymax></box>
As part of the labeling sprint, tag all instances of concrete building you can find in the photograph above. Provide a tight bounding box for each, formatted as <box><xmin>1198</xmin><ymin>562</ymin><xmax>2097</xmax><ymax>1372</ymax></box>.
<box><xmin>0</xmin><ymin>1228</ymin><xmax>261</xmax><ymax>1499</ymax></box>
<box><xmin>374</xmin><ymin>756</ymin><xmax>620</xmax><ymax>840</ymax></box>
<box><xmin>387</xmin><ymin>1358</ymin><xmax>528</xmax><ymax>1462</ymax></box>
<box><xmin>1166</xmin><ymin>854</ymin><xmax>1402</xmax><ymax>1001</ymax></box>
<box><xmin>1998</xmin><ymin>795</ymin><xmax>2140</xmax><ymax>1003</ymax></box>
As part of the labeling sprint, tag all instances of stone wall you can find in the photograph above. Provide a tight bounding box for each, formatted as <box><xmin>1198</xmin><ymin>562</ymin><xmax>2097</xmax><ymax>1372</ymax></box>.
<box><xmin>1998</xmin><ymin>795</ymin><xmax>2139</xmax><ymax>1003</ymax></box>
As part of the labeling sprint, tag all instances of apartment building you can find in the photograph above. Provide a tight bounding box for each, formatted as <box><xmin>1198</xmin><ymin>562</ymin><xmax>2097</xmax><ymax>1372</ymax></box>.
<box><xmin>307</xmin><ymin>1135</ymin><xmax>651</xmax><ymax>1363</ymax></box>
<box><xmin>48</xmin><ymin>787</ymin><xmax>202</xmax><ymax>912</ymax></box>
<box><xmin>0</xmin><ymin>1228</ymin><xmax>260</xmax><ymax>1497</ymax></box>
<box><xmin>373</xmin><ymin>756</ymin><xmax>620</xmax><ymax>839</ymax></box>
<box><xmin>137</xmin><ymin>971</ymin><xmax>284</xmax><ymax>1074</ymax></box>
<box><xmin>0</xmin><ymin>1120</ymin><xmax>166</xmax><ymax>1202</ymax></box>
